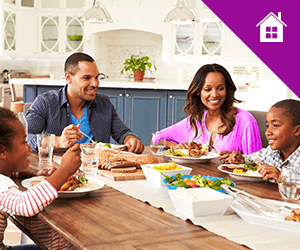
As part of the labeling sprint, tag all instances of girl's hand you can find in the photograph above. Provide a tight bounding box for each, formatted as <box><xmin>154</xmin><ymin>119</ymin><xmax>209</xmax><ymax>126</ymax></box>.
<box><xmin>37</xmin><ymin>167</ymin><xmax>57</xmax><ymax>177</ymax></box>
<box><xmin>258</xmin><ymin>164</ymin><xmax>280</xmax><ymax>183</ymax></box>
<box><xmin>219</xmin><ymin>150</ymin><xmax>245</xmax><ymax>164</ymax></box>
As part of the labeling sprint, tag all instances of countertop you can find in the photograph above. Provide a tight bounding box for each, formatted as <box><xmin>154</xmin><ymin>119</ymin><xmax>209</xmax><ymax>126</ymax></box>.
<box><xmin>10</xmin><ymin>77</ymin><xmax>191</xmax><ymax>90</ymax></box>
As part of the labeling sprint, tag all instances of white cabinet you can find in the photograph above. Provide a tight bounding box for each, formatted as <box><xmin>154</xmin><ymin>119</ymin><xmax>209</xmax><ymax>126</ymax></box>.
<box><xmin>2</xmin><ymin>6</ymin><xmax>17</xmax><ymax>56</ymax></box>
<box><xmin>1</xmin><ymin>0</ymin><xmax>84</xmax><ymax>58</ymax></box>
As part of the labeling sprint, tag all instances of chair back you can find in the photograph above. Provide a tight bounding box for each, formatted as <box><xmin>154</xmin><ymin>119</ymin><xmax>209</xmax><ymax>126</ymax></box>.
<box><xmin>248</xmin><ymin>110</ymin><xmax>268</xmax><ymax>148</ymax></box>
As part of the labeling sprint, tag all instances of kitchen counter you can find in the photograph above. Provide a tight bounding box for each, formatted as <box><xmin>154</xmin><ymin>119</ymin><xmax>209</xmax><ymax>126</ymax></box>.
<box><xmin>10</xmin><ymin>77</ymin><xmax>191</xmax><ymax>90</ymax></box>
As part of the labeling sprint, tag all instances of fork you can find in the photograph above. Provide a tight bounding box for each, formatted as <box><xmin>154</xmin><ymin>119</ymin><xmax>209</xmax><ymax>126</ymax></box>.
<box><xmin>253</xmin><ymin>157</ymin><xmax>275</xmax><ymax>183</ymax></box>
<box><xmin>80</xmin><ymin>131</ymin><xmax>97</xmax><ymax>144</ymax></box>
<box><xmin>207</xmin><ymin>145</ymin><xmax>219</xmax><ymax>154</ymax></box>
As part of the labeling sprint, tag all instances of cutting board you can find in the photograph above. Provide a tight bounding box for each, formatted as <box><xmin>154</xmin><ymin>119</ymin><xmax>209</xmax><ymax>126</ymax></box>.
<box><xmin>98</xmin><ymin>169</ymin><xmax>145</xmax><ymax>181</ymax></box>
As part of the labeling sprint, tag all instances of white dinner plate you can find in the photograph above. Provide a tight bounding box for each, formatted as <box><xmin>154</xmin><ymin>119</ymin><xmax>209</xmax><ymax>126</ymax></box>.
<box><xmin>164</xmin><ymin>149</ymin><xmax>219</xmax><ymax>164</ymax></box>
<box><xmin>218</xmin><ymin>165</ymin><xmax>263</xmax><ymax>182</ymax></box>
<box><xmin>22</xmin><ymin>176</ymin><xmax>105</xmax><ymax>198</ymax></box>
<box><xmin>231</xmin><ymin>199</ymin><xmax>300</xmax><ymax>232</ymax></box>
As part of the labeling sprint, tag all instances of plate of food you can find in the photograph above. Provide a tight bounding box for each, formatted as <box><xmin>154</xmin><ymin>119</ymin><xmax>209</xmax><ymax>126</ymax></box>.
<box><xmin>163</xmin><ymin>174</ymin><xmax>235</xmax><ymax>194</ymax></box>
<box><xmin>218</xmin><ymin>163</ymin><xmax>263</xmax><ymax>182</ymax></box>
<box><xmin>22</xmin><ymin>175</ymin><xmax>105</xmax><ymax>198</ymax></box>
<box><xmin>231</xmin><ymin>199</ymin><xmax>300</xmax><ymax>232</ymax></box>
<box><xmin>163</xmin><ymin>142</ymin><xmax>219</xmax><ymax>164</ymax></box>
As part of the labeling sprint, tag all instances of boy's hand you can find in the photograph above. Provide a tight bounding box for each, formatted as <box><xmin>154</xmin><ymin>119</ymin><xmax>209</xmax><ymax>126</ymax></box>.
<box><xmin>37</xmin><ymin>167</ymin><xmax>57</xmax><ymax>177</ymax></box>
<box><xmin>219</xmin><ymin>150</ymin><xmax>245</xmax><ymax>164</ymax></box>
<box><xmin>258</xmin><ymin>164</ymin><xmax>280</xmax><ymax>183</ymax></box>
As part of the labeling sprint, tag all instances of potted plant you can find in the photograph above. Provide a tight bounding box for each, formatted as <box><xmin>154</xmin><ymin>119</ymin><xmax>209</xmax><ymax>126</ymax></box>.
<box><xmin>121</xmin><ymin>55</ymin><xmax>157</xmax><ymax>82</ymax></box>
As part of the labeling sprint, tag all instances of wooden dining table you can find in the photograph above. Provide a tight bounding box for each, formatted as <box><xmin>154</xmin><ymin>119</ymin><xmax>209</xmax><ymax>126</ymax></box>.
<box><xmin>10</xmin><ymin>148</ymin><xmax>287</xmax><ymax>250</ymax></box>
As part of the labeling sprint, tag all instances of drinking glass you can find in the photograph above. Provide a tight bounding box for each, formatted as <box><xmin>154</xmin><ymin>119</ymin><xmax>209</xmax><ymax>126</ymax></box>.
<box><xmin>80</xmin><ymin>143</ymin><xmax>98</xmax><ymax>175</ymax></box>
<box><xmin>278</xmin><ymin>165</ymin><xmax>300</xmax><ymax>201</ymax></box>
<box><xmin>36</xmin><ymin>133</ymin><xmax>55</xmax><ymax>163</ymax></box>
<box><xmin>149</xmin><ymin>133</ymin><xmax>166</xmax><ymax>155</ymax></box>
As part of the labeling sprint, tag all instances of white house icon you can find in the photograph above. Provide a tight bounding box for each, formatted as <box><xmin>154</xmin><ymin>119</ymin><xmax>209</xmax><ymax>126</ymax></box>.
<box><xmin>256</xmin><ymin>12</ymin><xmax>287</xmax><ymax>42</ymax></box>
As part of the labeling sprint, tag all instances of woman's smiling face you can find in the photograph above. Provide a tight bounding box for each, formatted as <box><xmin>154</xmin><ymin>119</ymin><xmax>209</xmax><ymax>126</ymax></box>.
<box><xmin>200</xmin><ymin>72</ymin><xmax>227</xmax><ymax>111</ymax></box>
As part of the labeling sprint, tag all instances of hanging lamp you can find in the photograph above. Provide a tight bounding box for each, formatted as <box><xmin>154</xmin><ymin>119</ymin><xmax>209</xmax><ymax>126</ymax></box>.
<box><xmin>162</xmin><ymin>0</ymin><xmax>199</xmax><ymax>24</ymax></box>
<box><xmin>81</xmin><ymin>0</ymin><xmax>113</xmax><ymax>23</ymax></box>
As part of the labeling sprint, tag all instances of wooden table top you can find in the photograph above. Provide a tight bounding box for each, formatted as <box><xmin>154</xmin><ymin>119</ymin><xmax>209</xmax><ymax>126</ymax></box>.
<box><xmin>14</xmin><ymin>148</ymin><xmax>285</xmax><ymax>250</ymax></box>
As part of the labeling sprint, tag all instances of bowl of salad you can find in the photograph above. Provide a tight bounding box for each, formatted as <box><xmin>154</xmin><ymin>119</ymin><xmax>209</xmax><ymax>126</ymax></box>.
<box><xmin>162</xmin><ymin>173</ymin><xmax>235</xmax><ymax>194</ymax></box>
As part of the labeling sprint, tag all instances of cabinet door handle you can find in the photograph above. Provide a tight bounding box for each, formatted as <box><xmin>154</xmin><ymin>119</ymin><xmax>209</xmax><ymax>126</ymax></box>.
<box><xmin>119</xmin><ymin>93</ymin><xmax>123</xmax><ymax>96</ymax></box>
<box><xmin>126</xmin><ymin>94</ymin><xmax>130</xmax><ymax>97</ymax></box>
<box><xmin>169</xmin><ymin>95</ymin><xmax>173</xmax><ymax>99</ymax></box>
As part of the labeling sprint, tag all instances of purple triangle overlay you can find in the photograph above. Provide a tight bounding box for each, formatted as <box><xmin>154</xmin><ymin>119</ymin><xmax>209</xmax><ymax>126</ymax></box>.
<box><xmin>202</xmin><ymin>0</ymin><xmax>300</xmax><ymax>98</ymax></box>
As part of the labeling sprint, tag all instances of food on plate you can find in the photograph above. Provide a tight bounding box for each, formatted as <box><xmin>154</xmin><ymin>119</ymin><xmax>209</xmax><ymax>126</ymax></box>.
<box><xmin>110</xmin><ymin>167</ymin><xmax>137</xmax><ymax>173</ymax></box>
<box><xmin>98</xmin><ymin>158</ymin><xmax>140</xmax><ymax>170</ymax></box>
<box><xmin>188</xmin><ymin>142</ymin><xmax>208</xmax><ymax>157</ymax></box>
<box><xmin>285</xmin><ymin>209</ymin><xmax>300</xmax><ymax>222</ymax></box>
<box><xmin>96</xmin><ymin>148</ymin><xmax>158</xmax><ymax>165</ymax></box>
<box><xmin>31</xmin><ymin>175</ymin><xmax>89</xmax><ymax>191</ymax></box>
<box><xmin>112</xmin><ymin>145</ymin><xmax>127</xmax><ymax>151</ymax></box>
<box><xmin>165</xmin><ymin>148</ymin><xmax>189</xmax><ymax>157</ymax></box>
<box><xmin>165</xmin><ymin>142</ymin><xmax>208</xmax><ymax>158</ymax></box>
<box><xmin>221</xmin><ymin>162</ymin><xmax>260</xmax><ymax>176</ymax></box>
<box><xmin>152</xmin><ymin>162</ymin><xmax>183</xmax><ymax>171</ymax></box>
<box><xmin>162</xmin><ymin>173</ymin><xmax>233</xmax><ymax>189</ymax></box>
<box><xmin>104</xmin><ymin>143</ymin><xmax>111</xmax><ymax>148</ymax></box>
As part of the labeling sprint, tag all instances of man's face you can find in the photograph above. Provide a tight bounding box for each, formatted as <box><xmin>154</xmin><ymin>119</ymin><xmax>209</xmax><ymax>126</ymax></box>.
<box><xmin>66</xmin><ymin>61</ymin><xmax>100</xmax><ymax>102</ymax></box>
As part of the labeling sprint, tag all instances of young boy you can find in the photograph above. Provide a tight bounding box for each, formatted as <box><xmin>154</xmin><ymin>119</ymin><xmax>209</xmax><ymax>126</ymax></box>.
<box><xmin>220</xmin><ymin>99</ymin><xmax>300</xmax><ymax>183</ymax></box>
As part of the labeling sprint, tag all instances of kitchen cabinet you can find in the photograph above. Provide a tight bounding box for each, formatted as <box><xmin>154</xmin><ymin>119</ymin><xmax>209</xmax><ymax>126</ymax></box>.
<box><xmin>1</xmin><ymin>0</ymin><xmax>84</xmax><ymax>58</ymax></box>
<box><xmin>38</xmin><ymin>12</ymin><xmax>84</xmax><ymax>57</ymax></box>
<box><xmin>23</xmin><ymin>85</ymin><xmax>187</xmax><ymax>146</ymax></box>
<box><xmin>2</xmin><ymin>7</ymin><xmax>17</xmax><ymax>55</ymax></box>
<box><xmin>99</xmin><ymin>88</ymin><xmax>187</xmax><ymax>145</ymax></box>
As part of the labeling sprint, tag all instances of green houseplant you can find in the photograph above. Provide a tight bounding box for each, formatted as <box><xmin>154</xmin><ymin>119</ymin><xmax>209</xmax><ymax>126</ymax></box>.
<box><xmin>121</xmin><ymin>55</ymin><xmax>157</xmax><ymax>82</ymax></box>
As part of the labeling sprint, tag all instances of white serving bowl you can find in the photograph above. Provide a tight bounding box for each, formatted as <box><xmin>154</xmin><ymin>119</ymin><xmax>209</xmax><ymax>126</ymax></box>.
<box><xmin>168</xmin><ymin>188</ymin><xmax>233</xmax><ymax>217</ymax></box>
<box><xmin>141</xmin><ymin>163</ymin><xmax>192</xmax><ymax>186</ymax></box>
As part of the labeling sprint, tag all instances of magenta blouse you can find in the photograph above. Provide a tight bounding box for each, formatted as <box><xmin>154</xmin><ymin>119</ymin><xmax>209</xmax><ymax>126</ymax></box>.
<box><xmin>154</xmin><ymin>109</ymin><xmax>262</xmax><ymax>154</ymax></box>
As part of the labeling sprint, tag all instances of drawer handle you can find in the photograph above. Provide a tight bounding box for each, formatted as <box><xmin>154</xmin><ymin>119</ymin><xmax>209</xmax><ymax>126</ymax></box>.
<box><xmin>169</xmin><ymin>95</ymin><xmax>173</xmax><ymax>99</ymax></box>
<box><xmin>119</xmin><ymin>93</ymin><xmax>123</xmax><ymax>96</ymax></box>
<box><xmin>126</xmin><ymin>94</ymin><xmax>130</xmax><ymax>97</ymax></box>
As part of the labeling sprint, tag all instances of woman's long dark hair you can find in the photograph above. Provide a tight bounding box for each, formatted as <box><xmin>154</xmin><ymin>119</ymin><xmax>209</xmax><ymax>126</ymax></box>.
<box><xmin>184</xmin><ymin>64</ymin><xmax>241</xmax><ymax>140</ymax></box>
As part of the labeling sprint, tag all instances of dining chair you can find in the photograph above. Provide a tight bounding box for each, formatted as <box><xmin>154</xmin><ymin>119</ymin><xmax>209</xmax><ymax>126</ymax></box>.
<box><xmin>248</xmin><ymin>110</ymin><xmax>268</xmax><ymax>148</ymax></box>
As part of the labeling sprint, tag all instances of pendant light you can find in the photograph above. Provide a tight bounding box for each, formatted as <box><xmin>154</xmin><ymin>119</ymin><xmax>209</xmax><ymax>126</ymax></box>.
<box><xmin>162</xmin><ymin>0</ymin><xmax>199</xmax><ymax>24</ymax></box>
<box><xmin>81</xmin><ymin>0</ymin><xmax>113</xmax><ymax>23</ymax></box>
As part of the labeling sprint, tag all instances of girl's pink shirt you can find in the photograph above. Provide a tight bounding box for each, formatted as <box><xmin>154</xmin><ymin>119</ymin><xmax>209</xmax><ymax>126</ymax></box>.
<box><xmin>155</xmin><ymin>109</ymin><xmax>262</xmax><ymax>154</ymax></box>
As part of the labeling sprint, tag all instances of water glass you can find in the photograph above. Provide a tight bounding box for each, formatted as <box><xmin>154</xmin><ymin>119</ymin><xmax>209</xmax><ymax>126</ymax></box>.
<box><xmin>149</xmin><ymin>133</ymin><xmax>166</xmax><ymax>155</ymax></box>
<box><xmin>80</xmin><ymin>143</ymin><xmax>98</xmax><ymax>174</ymax></box>
<box><xmin>278</xmin><ymin>165</ymin><xmax>300</xmax><ymax>201</ymax></box>
<box><xmin>36</xmin><ymin>133</ymin><xmax>55</xmax><ymax>163</ymax></box>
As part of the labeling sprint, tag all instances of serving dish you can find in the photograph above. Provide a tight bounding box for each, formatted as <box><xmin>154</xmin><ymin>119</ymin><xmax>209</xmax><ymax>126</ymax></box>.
<box><xmin>67</xmin><ymin>35</ymin><xmax>83</xmax><ymax>41</ymax></box>
<box><xmin>218</xmin><ymin>165</ymin><xmax>263</xmax><ymax>182</ymax></box>
<box><xmin>231</xmin><ymin>199</ymin><xmax>300</xmax><ymax>232</ymax></box>
<box><xmin>163</xmin><ymin>174</ymin><xmax>235</xmax><ymax>194</ymax></box>
<box><xmin>22</xmin><ymin>176</ymin><xmax>105</xmax><ymax>198</ymax></box>
<box><xmin>141</xmin><ymin>163</ymin><xmax>192</xmax><ymax>186</ymax></box>
<box><xmin>164</xmin><ymin>149</ymin><xmax>219</xmax><ymax>164</ymax></box>
<box><xmin>169</xmin><ymin>188</ymin><xmax>233</xmax><ymax>217</ymax></box>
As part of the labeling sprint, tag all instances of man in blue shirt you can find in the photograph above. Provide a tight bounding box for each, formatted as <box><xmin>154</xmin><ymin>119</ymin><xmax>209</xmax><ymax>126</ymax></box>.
<box><xmin>26</xmin><ymin>52</ymin><xmax>144</xmax><ymax>153</ymax></box>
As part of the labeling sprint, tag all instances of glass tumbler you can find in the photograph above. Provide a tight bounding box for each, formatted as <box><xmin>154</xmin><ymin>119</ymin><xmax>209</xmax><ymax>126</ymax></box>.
<box><xmin>278</xmin><ymin>165</ymin><xmax>300</xmax><ymax>201</ymax></box>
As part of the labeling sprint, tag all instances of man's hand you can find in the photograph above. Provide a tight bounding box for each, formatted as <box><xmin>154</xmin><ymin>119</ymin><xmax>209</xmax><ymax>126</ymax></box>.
<box><xmin>123</xmin><ymin>135</ymin><xmax>144</xmax><ymax>153</ymax></box>
<box><xmin>56</xmin><ymin>124</ymin><xmax>82</xmax><ymax>149</ymax></box>
<box><xmin>219</xmin><ymin>150</ymin><xmax>245</xmax><ymax>164</ymax></box>
<box><xmin>258</xmin><ymin>164</ymin><xmax>280</xmax><ymax>183</ymax></box>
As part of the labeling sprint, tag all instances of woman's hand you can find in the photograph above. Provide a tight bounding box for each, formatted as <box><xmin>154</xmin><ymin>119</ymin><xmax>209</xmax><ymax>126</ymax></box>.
<box><xmin>258</xmin><ymin>164</ymin><xmax>280</xmax><ymax>183</ymax></box>
<box><xmin>37</xmin><ymin>167</ymin><xmax>57</xmax><ymax>177</ymax></box>
<box><xmin>219</xmin><ymin>150</ymin><xmax>245</xmax><ymax>164</ymax></box>
<box><xmin>173</xmin><ymin>142</ymin><xmax>189</xmax><ymax>149</ymax></box>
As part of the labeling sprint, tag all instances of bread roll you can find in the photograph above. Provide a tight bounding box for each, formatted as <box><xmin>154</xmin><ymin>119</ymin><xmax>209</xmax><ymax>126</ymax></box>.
<box><xmin>96</xmin><ymin>149</ymin><xmax>158</xmax><ymax>167</ymax></box>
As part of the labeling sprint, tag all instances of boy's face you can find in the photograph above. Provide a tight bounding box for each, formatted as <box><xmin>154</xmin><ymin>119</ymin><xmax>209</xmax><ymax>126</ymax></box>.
<box><xmin>266</xmin><ymin>107</ymin><xmax>299</xmax><ymax>153</ymax></box>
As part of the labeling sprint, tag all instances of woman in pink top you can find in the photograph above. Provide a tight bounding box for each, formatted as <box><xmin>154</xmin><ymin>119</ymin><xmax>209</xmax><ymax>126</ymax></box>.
<box><xmin>155</xmin><ymin>64</ymin><xmax>262</xmax><ymax>154</ymax></box>
<box><xmin>0</xmin><ymin>107</ymin><xmax>81</xmax><ymax>250</ymax></box>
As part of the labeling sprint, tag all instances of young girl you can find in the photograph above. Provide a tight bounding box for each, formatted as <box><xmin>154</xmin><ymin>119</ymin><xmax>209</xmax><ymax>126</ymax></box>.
<box><xmin>220</xmin><ymin>99</ymin><xmax>300</xmax><ymax>183</ymax></box>
<box><xmin>0</xmin><ymin>107</ymin><xmax>82</xmax><ymax>249</ymax></box>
